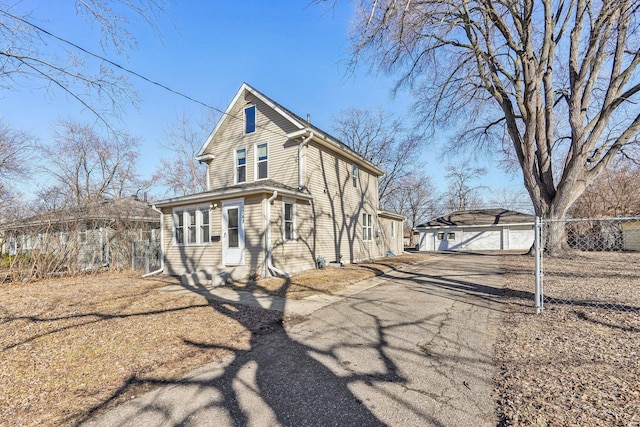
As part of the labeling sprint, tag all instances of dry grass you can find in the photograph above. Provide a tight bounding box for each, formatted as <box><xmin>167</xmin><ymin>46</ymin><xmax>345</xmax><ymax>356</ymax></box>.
<box><xmin>0</xmin><ymin>253</ymin><xmax>430</xmax><ymax>426</ymax></box>
<box><xmin>0</xmin><ymin>272</ymin><xmax>276</xmax><ymax>427</ymax></box>
<box><xmin>224</xmin><ymin>253</ymin><xmax>429</xmax><ymax>299</ymax></box>
<box><xmin>496</xmin><ymin>252</ymin><xmax>640</xmax><ymax>426</ymax></box>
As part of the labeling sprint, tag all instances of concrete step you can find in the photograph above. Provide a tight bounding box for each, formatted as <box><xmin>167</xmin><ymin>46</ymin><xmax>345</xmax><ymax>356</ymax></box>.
<box><xmin>180</xmin><ymin>270</ymin><xmax>213</xmax><ymax>287</ymax></box>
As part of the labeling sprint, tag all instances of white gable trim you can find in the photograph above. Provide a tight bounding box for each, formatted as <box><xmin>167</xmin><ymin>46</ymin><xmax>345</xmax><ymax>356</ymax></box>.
<box><xmin>196</xmin><ymin>83</ymin><xmax>305</xmax><ymax>159</ymax></box>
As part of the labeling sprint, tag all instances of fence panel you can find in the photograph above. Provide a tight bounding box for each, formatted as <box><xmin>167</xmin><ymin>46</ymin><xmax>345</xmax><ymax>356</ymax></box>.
<box><xmin>131</xmin><ymin>240</ymin><xmax>161</xmax><ymax>274</ymax></box>
<box><xmin>535</xmin><ymin>216</ymin><xmax>640</xmax><ymax>313</ymax></box>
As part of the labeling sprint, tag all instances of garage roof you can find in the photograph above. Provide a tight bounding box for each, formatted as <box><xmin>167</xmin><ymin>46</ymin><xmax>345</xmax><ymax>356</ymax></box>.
<box><xmin>417</xmin><ymin>209</ymin><xmax>534</xmax><ymax>228</ymax></box>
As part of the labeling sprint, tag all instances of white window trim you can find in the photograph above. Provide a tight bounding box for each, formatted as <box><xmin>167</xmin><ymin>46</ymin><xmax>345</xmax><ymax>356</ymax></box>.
<box><xmin>235</xmin><ymin>146</ymin><xmax>247</xmax><ymax>184</ymax></box>
<box><xmin>282</xmin><ymin>199</ymin><xmax>296</xmax><ymax>242</ymax></box>
<box><xmin>363</xmin><ymin>213</ymin><xmax>373</xmax><ymax>241</ymax></box>
<box><xmin>255</xmin><ymin>142</ymin><xmax>268</xmax><ymax>181</ymax></box>
<box><xmin>173</xmin><ymin>205</ymin><xmax>211</xmax><ymax>246</ymax></box>
<box><xmin>244</xmin><ymin>105</ymin><xmax>256</xmax><ymax>135</ymax></box>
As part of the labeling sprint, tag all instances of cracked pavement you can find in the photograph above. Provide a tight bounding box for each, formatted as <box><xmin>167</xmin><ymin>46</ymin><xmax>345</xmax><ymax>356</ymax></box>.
<box><xmin>81</xmin><ymin>252</ymin><xmax>504</xmax><ymax>426</ymax></box>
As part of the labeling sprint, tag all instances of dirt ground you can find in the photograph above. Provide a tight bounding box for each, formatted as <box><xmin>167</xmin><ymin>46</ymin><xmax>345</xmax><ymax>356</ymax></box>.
<box><xmin>496</xmin><ymin>252</ymin><xmax>640</xmax><ymax>426</ymax></box>
<box><xmin>2</xmin><ymin>251</ymin><xmax>638</xmax><ymax>426</ymax></box>
<box><xmin>0</xmin><ymin>253</ymin><xmax>426</xmax><ymax>427</ymax></box>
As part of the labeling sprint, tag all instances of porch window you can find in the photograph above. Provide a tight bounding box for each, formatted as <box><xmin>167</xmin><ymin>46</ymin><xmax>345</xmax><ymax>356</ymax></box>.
<box><xmin>283</xmin><ymin>200</ymin><xmax>295</xmax><ymax>241</ymax></box>
<box><xmin>363</xmin><ymin>213</ymin><xmax>372</xmax><ymax>241</ymax></box>
<box><xmin>236</xmin><ymin>148</ymin><xmax>246</xmax><ymax>183</ymax></box>
<box><xmin>244</xmin><ymin>105</ymin><xmax>256</xmax><ymax>134</ymax></box>
<box><xmin>437</xmin><ymin>232</ymin><xmax>445</xmax><ymax>240</ymax></box>
<box><xmin>200</xmin><ymin>209</ymin><xmax>210</xmax><ymax>243</ymax></box>
<box><xmin>187</xmin><ymin>211</ymin><xmax>197</xmax><ymax>243</ymax></box>
<box><xmin>256</xmin><ymin>142</ymin><xmax>268</xmax><ymax>180</ymax></box>
<box><xmin>174</xmin><ymin>207</ymin><xmax>211</xmax><ymax>245</ymax></box>
<box><xmin>447</xmin><ymin>232</ymin><xmax>456</xmax><ymax>240</ymax></box>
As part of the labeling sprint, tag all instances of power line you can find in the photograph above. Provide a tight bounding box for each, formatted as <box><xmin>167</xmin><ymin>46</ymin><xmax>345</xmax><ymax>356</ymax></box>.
<box><xmin>0</xmin><ymin>8</ymin><xmax>286</xmax><ymax>139</ymax></box>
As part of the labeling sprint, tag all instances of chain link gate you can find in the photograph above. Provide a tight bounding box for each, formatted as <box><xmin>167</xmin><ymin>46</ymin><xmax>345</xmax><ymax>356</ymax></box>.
<box><xmin>131</xmin><ymin>239</ymin><xmax>161</xmax><ymax>274</ymax></box>
<box><xmin>534</xmin><ymin>216</ymin><xmax>640</xmax><ymax>314</ymax></box>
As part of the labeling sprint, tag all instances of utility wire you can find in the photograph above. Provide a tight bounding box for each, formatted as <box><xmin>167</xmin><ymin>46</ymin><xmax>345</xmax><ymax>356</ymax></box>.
<box><xmin>0</xmin><ymin>8</ymin><xmax>285</xmax><ymax>138</ymax></box>
<box><xmin>0</xmin><ymin>8</ymin><xmax>217</xmax><ymax>110</ymax></box>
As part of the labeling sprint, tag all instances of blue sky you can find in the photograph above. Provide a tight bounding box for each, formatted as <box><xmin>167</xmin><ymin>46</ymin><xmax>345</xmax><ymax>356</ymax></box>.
<box><xmin>2</xmin><ymin>0</ymin><xmax>528</xmax><ymax>206</ymax></box>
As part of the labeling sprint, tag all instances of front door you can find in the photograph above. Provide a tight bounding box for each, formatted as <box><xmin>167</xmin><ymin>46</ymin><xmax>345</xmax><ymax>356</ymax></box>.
<box><xmin>222</xmin><ymin>201</ymin><xmax>245</xmax><ymax>265</ymax></box>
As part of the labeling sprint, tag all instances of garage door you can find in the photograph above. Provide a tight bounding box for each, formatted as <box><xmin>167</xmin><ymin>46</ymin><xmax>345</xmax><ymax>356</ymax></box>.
<box><xmin>461</xmin><ymin>228</ymin><xmax>502</xmax><ymax>250</ymax></box>
<box><xmin>508</xmin><ymin>227</ymin><xmax>534</xmax><ymax>250</ymax></box>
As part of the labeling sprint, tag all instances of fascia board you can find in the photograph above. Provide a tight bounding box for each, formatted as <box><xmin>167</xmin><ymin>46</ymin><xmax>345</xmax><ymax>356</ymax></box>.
<box><xmin>416</xmin><ymin>222</ymin><xmax>535</xmax><ymax>230</ymax></box>
<box><xmin>155</xmin><ymin>186</ymin><xmax>313</xmax><ymax>208</ymax></box>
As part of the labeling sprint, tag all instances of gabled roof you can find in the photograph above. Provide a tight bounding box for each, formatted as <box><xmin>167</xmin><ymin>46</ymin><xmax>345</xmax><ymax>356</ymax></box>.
<box><xmin>196</xmin><ymin>83</ymin><xmax>384</xmax><ymax>177</ymax></box>
<box><xmin>417</xmin><ymin>209</ymin><xmax>534</xmax><ymax>228</ymax></box>
<box><xmin>2</xmin><ymin>197</ymin><xmax>160</xmax><ymax>231</ymax></box>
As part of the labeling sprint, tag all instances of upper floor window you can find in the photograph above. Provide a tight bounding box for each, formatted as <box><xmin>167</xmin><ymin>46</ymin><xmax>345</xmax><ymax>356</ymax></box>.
<box><xmin>283</xmin><ymin>200</ymin><xmax>295</xmax><ymax>241</ymax></box>
<box><xmin>256</xmin><ymin>142</ymin><xmax>268</xmax><ymax>180</ymax></box>
<box><xmin>236</xmin><ymin>148</ymin><xmax>246</xmax><ymax>183</ymax></box>
<box><xmin>352</xmin><ymin>164</ymin><xmax>359</xmax><ymax>187</ymax></box>
<box><xmin>363</xmin><ymin>213</ymin><xmax>372</xmax><ymax>241</ymax></box>
<box><xmin>174</xmin><ymin>207</ymin><xmax>211</xmax><ymax>245</ymax></box>
<box><xmin>244</xmin><ymin>105</ymin><xmax>256</xmax><ymax>134</ymax></box>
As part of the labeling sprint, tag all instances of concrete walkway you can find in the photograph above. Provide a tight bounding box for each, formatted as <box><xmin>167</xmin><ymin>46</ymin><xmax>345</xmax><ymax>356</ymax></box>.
<box><xmin>81</xmin><ymin>253</ymin><xmax>504</xmax><ymax>426</ymax></box>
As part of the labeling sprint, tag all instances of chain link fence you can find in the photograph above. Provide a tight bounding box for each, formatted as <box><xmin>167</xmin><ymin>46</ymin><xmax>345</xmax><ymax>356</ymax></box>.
<box><xmin>534</xmin><ymin>216</ymin><xmax>640</xmax><ymax>314</ymax></box>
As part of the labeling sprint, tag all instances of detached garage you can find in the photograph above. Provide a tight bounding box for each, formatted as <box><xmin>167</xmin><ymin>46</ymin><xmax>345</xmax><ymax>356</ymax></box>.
<box><xmin>416</xmin><ymin>209</ymin><xmax>534</xmax><ymax>251</ymax></box>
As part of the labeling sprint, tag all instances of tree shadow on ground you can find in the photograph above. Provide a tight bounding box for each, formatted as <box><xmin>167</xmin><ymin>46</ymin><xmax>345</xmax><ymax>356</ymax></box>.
<box><xmin>74</xmin><ymin>277</ymin><xmax>417</xmax><ymax>426</ymax></box>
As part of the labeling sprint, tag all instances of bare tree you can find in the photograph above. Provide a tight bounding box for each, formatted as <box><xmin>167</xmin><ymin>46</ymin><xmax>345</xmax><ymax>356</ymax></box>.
<box><xmin>386</xmin><ymin>173</ymin><xmax>438</xmax><ymax>246</ymax></box>
<box><xmin>331</xmin><ymin>107</ymin><xmax>423</xmax><ymax>205</ymax></box>
<box><xmin>487</xmin><ymin>188</ymin><xmax>534</xmax><ymax>214</ymax></box>
<box><xmin>39</xmin><ymin>120</ymin><xmax>142</xmax><ymax>206</ymax></box>
<box><xmin>153</xmin><ymin>111</ymin><xmax>217</xmax><ymax>197</ymax></box>
<box><xmin>0</xmin><ymin>1</ymin><xmax>166</xmax><ymax>123</ymax></box>
<box><xmin>571</xmin><ymin>156</ymin><xmax>640</xmax><ymax>217</ymax></box>
<box><xmin>343</xmin><ymin>0</ymin><xmax>640</xmax><ymax>253</ymax></box>
<box><xmin>444</xmin><ymin>160</ymin><xmax>487</xmax><ymax>211</ymax></box>
<box><xmin>0</xmin><ymin>118</ymin><xmax>33</xmax><ymax>194</ymax></box>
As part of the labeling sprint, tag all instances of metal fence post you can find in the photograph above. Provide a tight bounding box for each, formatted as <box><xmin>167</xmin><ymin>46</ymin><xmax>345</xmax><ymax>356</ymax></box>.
<box><xmin>534</xmin><ymin>216</ymin><xmax>543</xmax><ymax>314</ymax></box>
<box><xmin>144</xmin><ymin>240</ymin><xmax>150</xmax><ymax>274</ymax></box>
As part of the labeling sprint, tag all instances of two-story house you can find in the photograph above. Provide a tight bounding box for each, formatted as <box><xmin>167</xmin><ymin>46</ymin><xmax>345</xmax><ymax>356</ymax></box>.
<box><xmin>154</xmin><ymin>83</ymin><xmax>404</xmax><ymax>284</ymax></box>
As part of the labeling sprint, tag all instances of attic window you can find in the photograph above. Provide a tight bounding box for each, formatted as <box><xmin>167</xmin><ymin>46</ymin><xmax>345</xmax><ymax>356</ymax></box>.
<box><xmin>244</xmin><ymin>105</ymin><xmax>256</xmax><ymax>134</ymax></box>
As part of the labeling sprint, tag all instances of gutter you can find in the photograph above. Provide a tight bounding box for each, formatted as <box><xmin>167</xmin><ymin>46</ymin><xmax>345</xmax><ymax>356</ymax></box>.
<box><xmin>142</xmin><ymin>204</ymin><xmax>164</xmax><ymax>277</ymax></box>
<box><xmin>298</xmin><ymin>130</ymin><xmax>314</xmax><ymax>190</ymax></box>
<box><xmin>265</xmin><ymin>191</ymin><xmax>291</xmax><ymax>279</ymax></box>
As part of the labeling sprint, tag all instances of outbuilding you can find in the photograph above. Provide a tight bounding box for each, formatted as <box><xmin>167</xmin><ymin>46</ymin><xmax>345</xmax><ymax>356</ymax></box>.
<box><xmin>622</xmin><ymin>221</ymin><xmax>640</xmax><ymax>251</ymax></box>
<box><xmin>416</xmin><ymin>209</ymin><xmax>534</xmax><ymax>251</ymax></box>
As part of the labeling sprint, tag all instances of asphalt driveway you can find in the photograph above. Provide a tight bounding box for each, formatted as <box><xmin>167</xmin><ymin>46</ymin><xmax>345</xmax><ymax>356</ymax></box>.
<box><xmin>81</xmin><ymin>252</ymin><xmax>504</xmax><ymax>426</ymax></box>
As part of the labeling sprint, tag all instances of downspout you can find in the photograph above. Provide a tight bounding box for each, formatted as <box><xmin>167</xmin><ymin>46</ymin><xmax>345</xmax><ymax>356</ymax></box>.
<box><xmin>265</xmin><ymin>191</ymin><xmax>291</xmax><ymax>278</ymax></box>
<box><xmin>298</xmin><ymin>130</ymin><xmax>314</xmax><ymax>190</ymax></box>
<box><xmin>142</xmin><ymin>204</ymin><xmax>164</xmax><ymax>277</ymax></box>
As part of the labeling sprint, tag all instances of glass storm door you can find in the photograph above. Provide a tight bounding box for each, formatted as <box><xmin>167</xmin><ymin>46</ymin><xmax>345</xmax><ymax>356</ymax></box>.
<box><xmin>223</xmin><ymin>201</ymin><xmax>244</xmax><ymax>265</ymax></box>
